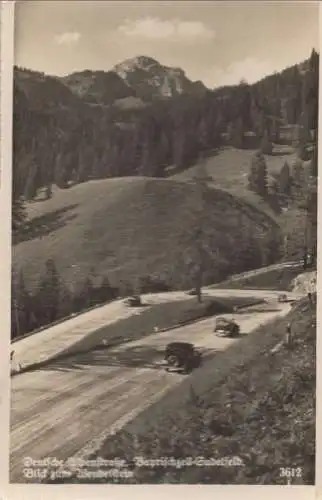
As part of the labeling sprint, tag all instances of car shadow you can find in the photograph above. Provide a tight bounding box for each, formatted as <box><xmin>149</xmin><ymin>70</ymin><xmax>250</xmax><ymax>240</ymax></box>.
<box><xmin>32</xmin><ymin>344</ymin><xmax>219</xmax><ymax>374</ymax></box>
<box><xmin>214</xmin><ymin>332</ymin><xmax>248</xmax><ymax>339</ymax></box>
<box><xmin>235</xmin><ymin>307</ymin><xmax>282</xmax><ymax>315</ymax></box>
<box><xmin>270</xmin><ymin>150</ymin><xmax>293</xmax><ymax>156</ymax></box>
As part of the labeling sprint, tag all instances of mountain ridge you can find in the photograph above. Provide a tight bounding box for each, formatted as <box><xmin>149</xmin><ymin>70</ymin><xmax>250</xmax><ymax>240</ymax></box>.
<box><xmin>14</xmin><ymin>52</ymin><xmax>314</xmax><ymax>110</ymax></box>
<box><xmin>12</xmin><ymin>49</ymin><xmax>318</xmax><ymax>202</ymax></box>
<box><xmin>14</xmin><ymin>55</ymin><xmax>209</xmax><ymax>106</ymax></box>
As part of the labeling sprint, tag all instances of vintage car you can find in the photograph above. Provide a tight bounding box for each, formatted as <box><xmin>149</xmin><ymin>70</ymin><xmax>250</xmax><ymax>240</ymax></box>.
<box><xmin>124</xmin><ymin>295</ymin><xmax>142</xmax><ymax>307</ymax></box>
<box><xmin>214</xmin><ymin>317</ymin><xmax>240</xmax><ymax>337</ymax></box>
<box><xmin>164</xmin><ymin>342</ymin><xmax>202</xmax><ymax>374</ymax></box>
<box><xmin>278</xmin><ymin>293</ymin><xmax>288</xmax><ymax>303</ymax></box>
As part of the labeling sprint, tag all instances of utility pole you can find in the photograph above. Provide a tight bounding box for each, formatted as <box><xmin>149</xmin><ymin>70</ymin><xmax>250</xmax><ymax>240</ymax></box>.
<box><xmin>304</xmin><ymin>174</ymin><xmax>317</xmax><ymax>269</ymax></box>
<box><xmin>304</xmin><ymin>189</ymin><xmax>309</xmax><ymax>269</ymax></box>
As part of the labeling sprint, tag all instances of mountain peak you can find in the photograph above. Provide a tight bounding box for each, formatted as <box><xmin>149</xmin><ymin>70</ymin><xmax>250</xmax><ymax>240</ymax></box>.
<box><xmin>113</xmin><ymin>55</ymin><xmax>206</xmax><ymax>99</ymax></box>
<box><xmin>113</xmin><ymin>56</ymin><xmax>159</xmax><ymax>76</ymax></box>
<box><xmin>131</xmin><ymin>55</ymin><xmax>160</xmax><ymax>67</ymax></box>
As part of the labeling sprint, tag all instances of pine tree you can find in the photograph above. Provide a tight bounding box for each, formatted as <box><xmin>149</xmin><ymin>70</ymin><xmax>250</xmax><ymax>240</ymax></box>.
<box><xmin>77</xmin><ymin>276</ymin><xmax>94</xmax><ymax>309</ymax></box>
<box><xmin>271</xmin><ymin>97</ymin><xmax>283</xmax><ymax>143</ymax></box>
<box><xmin>279</xmin><ymin>161</ymin><xmax>292</xmax><ymax>196</ymax></box>
<box><xmin>297</xmin><ymin>127</ymin><xmax>311</xmax><ymax>161</ymax></box>
<box><xmin>269</xmin><ymin>179</ymin><xmax>282</xmax><ymax>213</ymax></box>
<box><xmin>12</xmin><ymin>197</ymin><xmax>27</xmax><ymax>231</ymax></box>
<box><xmin>228</xmin><ymin>117</ymin><xmax>245</xmax><ymax>149</ymax></box>
<box><xmin>248</xmin><ymin>151</ymin><xmax>268</xmax><ymax>198</ymax></box>
<box><xmin>260</xmin><ymin>129</ymin><xmax>273</xmax><ymax>155</ymax></box>
<box><xmin>235</xmin><ymin>220</ymin><xmax>263</xmax><ymax>271</ymax></box>
<box><xmin>24</xmin><ymin>161</ymin><xmax>38</xmax><ymax>200</ymax></box>
<box><xmin>11</xmin><ymin>269</ymin><xmax>30</xmax><ymax>339</ymax></box>
<box><xmin>58</xmin><ymin>283</ymin><xmax>73</xmax><ymax>319</ymax></box>
<box><xmin>292</xmin><ymin>158</ymin><xmax>305</xmax><ymax>185</ymax></box>
<box><xmin>310</xmin><ymin>144</ymin><xmax>318</xmax><ymax>178</ymax></box>
<box><xmin>37</xmin><ymin>259</ymin><xmax>62</xmax><ymax>325</ymax></box>
<box><xmin>307</xmin><ymin>48</ymin><xmax>319</xmax><ymax>132</ymax></box>
<box><xmin>291</xmin><ymin>158</ymin><xmax>306</xmax><ymax>203</ymax></box>
<box><xmin>45</xmin><ymin>183</ymin><xmax>53</xmax><ymax>200</ymax></box>
<box><xmin>99</xmin><ymin>276</ymin><xmax>117</xmax><ymax>302</ymax></box>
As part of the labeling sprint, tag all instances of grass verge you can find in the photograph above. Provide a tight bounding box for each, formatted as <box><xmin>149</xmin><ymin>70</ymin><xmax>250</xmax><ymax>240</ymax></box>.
<box><xmin>49</xmin><ymin>298</ymin><xmax>315</xmax><ymax>485</ymax></box>
<box><xmin>217</xmin><ymin>267</ymin><xmax>303</xmax><ymax>291</ymax></box>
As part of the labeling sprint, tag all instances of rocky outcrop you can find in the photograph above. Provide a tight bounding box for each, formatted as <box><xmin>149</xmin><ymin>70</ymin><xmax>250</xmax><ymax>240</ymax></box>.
<box><xmin>291</xmin><ymin>271</ymin><xmax>317</xmax><ymax>295</ymax></box>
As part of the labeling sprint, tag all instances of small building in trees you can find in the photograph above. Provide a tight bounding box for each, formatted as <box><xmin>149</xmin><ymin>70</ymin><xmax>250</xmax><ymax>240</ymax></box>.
<box><xmin>220</xmin><ymin>130</ymin><xmax>258</xmax><ymax>149</ymax></box>
<box><xmin>244</xmin><ymin>131</ymin><xmax>258</xmax><ymax>149</ymax></box>
<box><xmin>279</xmin><ymin>124</ymin><xmax>302</xmax><ymax>146</ymax></box>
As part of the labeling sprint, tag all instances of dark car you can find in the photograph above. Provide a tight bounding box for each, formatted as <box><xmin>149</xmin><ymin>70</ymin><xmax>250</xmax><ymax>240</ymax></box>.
<box><xmin>164</xmin><ymin>342</ymin><xmax>201</xmax><ymax>374</ymax></box>
<box><xmin>214</xmin><ymin>317</ymin><xmax>240</xmax><ymax>337</ymax></box>
<box><xmin>278</xmin><ymin>293</ymin><xmax>288</xmax><ymax>303</ymax></box>
<box><xmin>124</xmin><ymin>295</ymin><xmax>142</xmax><ymax>307</ymax></box>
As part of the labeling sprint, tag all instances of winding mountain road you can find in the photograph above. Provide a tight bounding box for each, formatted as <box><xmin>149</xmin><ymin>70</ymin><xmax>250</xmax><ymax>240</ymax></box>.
<box><xmin>10</xmin><ymin>287</ymin><xmax>300</xmax><ymax>482</ymax></box>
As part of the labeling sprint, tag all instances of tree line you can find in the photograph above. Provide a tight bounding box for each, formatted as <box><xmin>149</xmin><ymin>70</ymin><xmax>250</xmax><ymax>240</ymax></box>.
<box><xmin>11</xmin><ymin>260</ymin><xmax>177</xmax><ymax>340</ymax></box>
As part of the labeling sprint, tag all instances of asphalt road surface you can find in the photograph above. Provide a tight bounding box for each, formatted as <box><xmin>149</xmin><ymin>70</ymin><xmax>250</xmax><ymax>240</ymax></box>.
<box><xmin>10</xmin><ymin>290</ymin><xmax>296</xmax><ymax>482</ymax></box>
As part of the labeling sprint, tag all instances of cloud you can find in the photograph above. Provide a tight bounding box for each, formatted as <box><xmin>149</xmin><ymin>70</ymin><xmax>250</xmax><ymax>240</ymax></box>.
<box><xmin>207</xmin><ymin>57</ymin><xmax>281</xmax><ymax>88</ymax></box>
<box><xmin>117</xmin><ymin>17</ymin><xmax>215</xmax><ymax>42</ymax></box>
<box><xmin>54</xmin><ymin>31</ymin><xmax>81</xmax><ymax>46</ymax></box>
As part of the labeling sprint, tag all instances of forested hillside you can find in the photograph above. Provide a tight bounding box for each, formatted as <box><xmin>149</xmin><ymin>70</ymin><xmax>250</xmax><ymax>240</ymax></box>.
<box><xmin>13</xmin><ymin>50</ymin><xmax>318</xmax><ymax>202</ymax></box>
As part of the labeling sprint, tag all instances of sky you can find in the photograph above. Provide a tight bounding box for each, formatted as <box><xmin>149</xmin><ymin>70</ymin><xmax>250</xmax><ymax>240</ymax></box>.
<box><xmin>14</xmin><ymin>1</ymin><xmax>319</xmax><ymax>88</ymax></box>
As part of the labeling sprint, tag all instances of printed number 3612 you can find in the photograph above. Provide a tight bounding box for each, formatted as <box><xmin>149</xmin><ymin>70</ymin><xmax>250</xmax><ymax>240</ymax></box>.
<box><xmin>279</xmin><ymin>467</ymin><xmax>302</xmax><ymax>478</ymax></box>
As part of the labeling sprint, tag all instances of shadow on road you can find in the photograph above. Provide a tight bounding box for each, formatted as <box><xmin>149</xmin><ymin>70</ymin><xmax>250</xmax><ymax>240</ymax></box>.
<box><xmin>236</xmin><ymin>307</ymin><xmax>281</xmax><ymax>315</ymax></box>
<box><xmin>30</xmin><ymin>344</ymin><xmax>219</xmax><ymax>374</ymax></box>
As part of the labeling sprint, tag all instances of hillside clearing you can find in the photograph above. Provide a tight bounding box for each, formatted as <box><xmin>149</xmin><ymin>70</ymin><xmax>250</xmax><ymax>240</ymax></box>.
<box><xmin>171</xmin><ymin>146</ymin><xmax>296</xmax><ymax>197</ymax></box>
<box><xmin>171</xmin><ymin>146</ymin><xmax>311</xmax><ymax>242</ymax></box>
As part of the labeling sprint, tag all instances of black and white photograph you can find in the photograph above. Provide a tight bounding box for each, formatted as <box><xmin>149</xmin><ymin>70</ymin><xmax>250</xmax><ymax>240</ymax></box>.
<box><xmin>5</xmin><ymin>0</ymin><xmax>319</xmax><ymax>488</ymax></box>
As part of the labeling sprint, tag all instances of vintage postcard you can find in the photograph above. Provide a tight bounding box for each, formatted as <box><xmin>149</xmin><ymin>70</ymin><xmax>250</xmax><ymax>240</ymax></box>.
<box><xmin>0</xmin><ymin>0</ymin><xmax>319</xmax><ymax>497</ymax></box>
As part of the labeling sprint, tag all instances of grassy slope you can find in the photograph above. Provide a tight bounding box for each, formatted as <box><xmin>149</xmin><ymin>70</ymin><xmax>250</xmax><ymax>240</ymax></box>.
<box><xmin>57</xmin><ymin>298</ymin><xmax>314</xmax><ymax>485</ymax></box>
<box><xmin>171</xmin><ymin>146</ymin><xmax>296</xmax><ymax>196</ymax></box>
<box><xmin>216</xmin><ymin>267</ymin><xmax>304</xmax><ymax>291</ymax></box>
<box><xmin>13</xmin><ymin>177</ymin><xmax>276</xmax><ymax>295</ymax></box>
<box><xmin>171</xmin><ymin>146</ymin><xmax>309</xmax><ymax>258</ymax></box>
